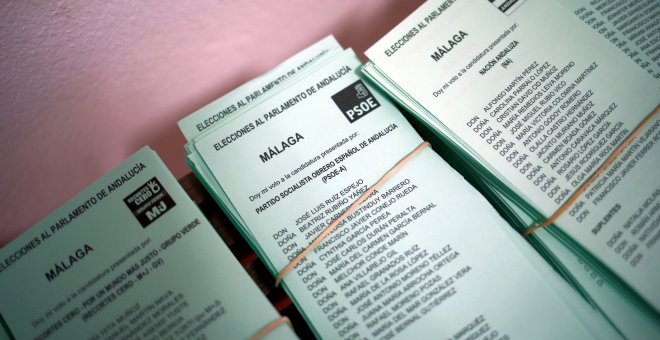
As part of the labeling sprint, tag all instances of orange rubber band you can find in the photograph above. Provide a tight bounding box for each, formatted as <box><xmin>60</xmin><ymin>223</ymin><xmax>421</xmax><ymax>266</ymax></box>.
<box><xmin>275</xmin><ymin>141</ymin><xmax>431</xmax><ymax>286</ymax></box>
<box><xmin>248</xmin><ymin>316</ymin><xmax>292</xmax><ymax>340</ymax></box>
<box><xmin>523</xmin><ymin>105</ymin><xmax>659</xmax><ymax>237</ymax></box>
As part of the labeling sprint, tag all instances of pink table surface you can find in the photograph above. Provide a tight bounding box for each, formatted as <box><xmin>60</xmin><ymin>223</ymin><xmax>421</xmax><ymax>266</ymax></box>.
<box><xmin>0</xmin><ymin>0</ymin><xmax>424</xmax><ymax>246</ymax></box>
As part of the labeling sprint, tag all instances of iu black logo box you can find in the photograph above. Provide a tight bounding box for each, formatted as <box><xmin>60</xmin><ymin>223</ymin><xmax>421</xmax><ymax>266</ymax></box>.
<box><xmin>124</xmin><ymin>177</ymin><xmax>176</xmax><ymax>228</ymax></box>
<box><xmin>331</xmin><ymin>80</ymin><xmax>381</xmax><ymax>123</ymax></box>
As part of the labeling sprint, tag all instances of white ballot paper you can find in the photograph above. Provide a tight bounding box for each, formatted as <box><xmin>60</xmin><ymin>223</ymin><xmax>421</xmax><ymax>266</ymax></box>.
<box><xmin>555</xmin><ymin>0</ymin><xmax>660</xmax><ymax>80</ymax></box>
<box><xmin>178</xmin><ymin>36</ymin><xmax>343</xmax><ymax>142</ymax></box>
<box><xmin>492</xmin><ymin>188</ymin><xmax>660</xmax><ymax>340</ymax></box>
<box><xmin>365</xmin><ymin>0</ymin><xmax>660</xmax><ymax>313</ymax></box>
<box><xmin>189</xmin><ymin>48</ymin><xmax>618</xmax><ymax>339</ymax></box>
<box><xmin>0</xmin><ymin>147</ymin><xmax>296</xmax><ymax>340</ymax></box>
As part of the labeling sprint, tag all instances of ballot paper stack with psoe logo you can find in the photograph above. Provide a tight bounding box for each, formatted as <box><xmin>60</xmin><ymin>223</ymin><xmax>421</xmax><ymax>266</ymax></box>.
<box><xmin>361</xmin><ymin>0</ymin><xmax>660</xmax><ymax>338</ymax></box>
<box><xmin>181</xmin><ymin>35</ymin><xmax>623</xmax><ymax>339</ymax></box>
<box><xmin>0</xmin><ymin>147</ymin><xmax>297</xmax><ymax>340</ymax></box>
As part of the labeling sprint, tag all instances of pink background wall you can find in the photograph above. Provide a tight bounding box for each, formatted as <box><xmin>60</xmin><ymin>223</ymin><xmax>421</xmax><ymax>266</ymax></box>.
<box><xmin>0</xmin><ymin>0</ymin><xmax>424</xmax><ymax>246</ymax></box>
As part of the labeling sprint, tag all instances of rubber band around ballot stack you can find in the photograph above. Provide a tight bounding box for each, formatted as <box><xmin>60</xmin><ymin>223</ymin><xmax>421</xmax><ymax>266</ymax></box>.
<box><xmin>275</xmin><ymin>141</ymin><xmax>431</xmax><ymax>286</ymax></box>
<box><xmin>522</xmin><ymin>105</ymin><xmax>659</xmax><ymax>237</ymax></box>
<box><xmin>248</xmin><ymin>316</ymin><xmax>292</xmax><ymax>340</ymax></box>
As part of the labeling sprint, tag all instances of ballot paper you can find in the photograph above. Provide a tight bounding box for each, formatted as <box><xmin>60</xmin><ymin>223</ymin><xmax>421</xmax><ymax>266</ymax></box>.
<box><xmin>0</xmin><ymin>147</ymin><xmax>296</xmax><ymax>340</ymax></box>
<box><xmin>482</xmin><ymin>172</ymin><xmax>660</xmax><ymax>340</ymax></box>
<box><xmin>185</xmin><ymin>47</ymin><xmax>621</xmax><ymax>339</ymax></box>
<box><xmin>401</xmin><ymin>111</ymin><xmax>660</xmax><ymax>340</ymax></box>
<box><xmin>556</xmin><ymin>0</ymin><xmax>660</xmax><ymax>79</ymax></box>
<box><xmin>363</xmin><ymin>0</ymin><xmax>660</xmax><ymax>333</ymax></box>
<box><xmin>178</xmin><ymin>36</ymin><xmax>343</xmax><ymax>142</ymax></box>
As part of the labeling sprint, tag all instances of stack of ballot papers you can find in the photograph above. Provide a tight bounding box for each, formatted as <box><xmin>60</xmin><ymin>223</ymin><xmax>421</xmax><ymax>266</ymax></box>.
<box><xmin>181</xmin><ymin>35</ymin><xmax>630</xmax><ymax>338</ymax></box>
<box><xmin>555</xmin><ymin>0</ymin><xmax>660</xmax><ymax>79</ymax></box>
<box><xmin>0</xmin><ymin>147</ymin><xmax>296</xmax><ymax>339</ymax></box>
<box><xmin>361</xmin><ymin>0</ymin><xmax>660</xmax><ymax>338</ymax></box>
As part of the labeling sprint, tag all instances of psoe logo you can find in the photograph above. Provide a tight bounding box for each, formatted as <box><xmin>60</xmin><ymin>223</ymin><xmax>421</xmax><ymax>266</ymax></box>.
<box><xmin>123</xmin><ymin>177</ymin><xmax>176</xmax><ymax>228</ymax></box>
<box><xmin>331</xmin><ymin>80</ymin><xmax>381</xmax><ymax>123</ymax></box>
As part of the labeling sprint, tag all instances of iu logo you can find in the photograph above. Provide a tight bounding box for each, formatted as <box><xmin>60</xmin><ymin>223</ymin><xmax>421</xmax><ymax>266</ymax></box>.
<box><xmin>331</xmin><ymin>80</ymin><xmax>381</xmax><ymax>124</ymax></box>
<box><xmin>123</xmin><ymin>177</ymin><xmax>176</xmax><ymax>228</ymax></box>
